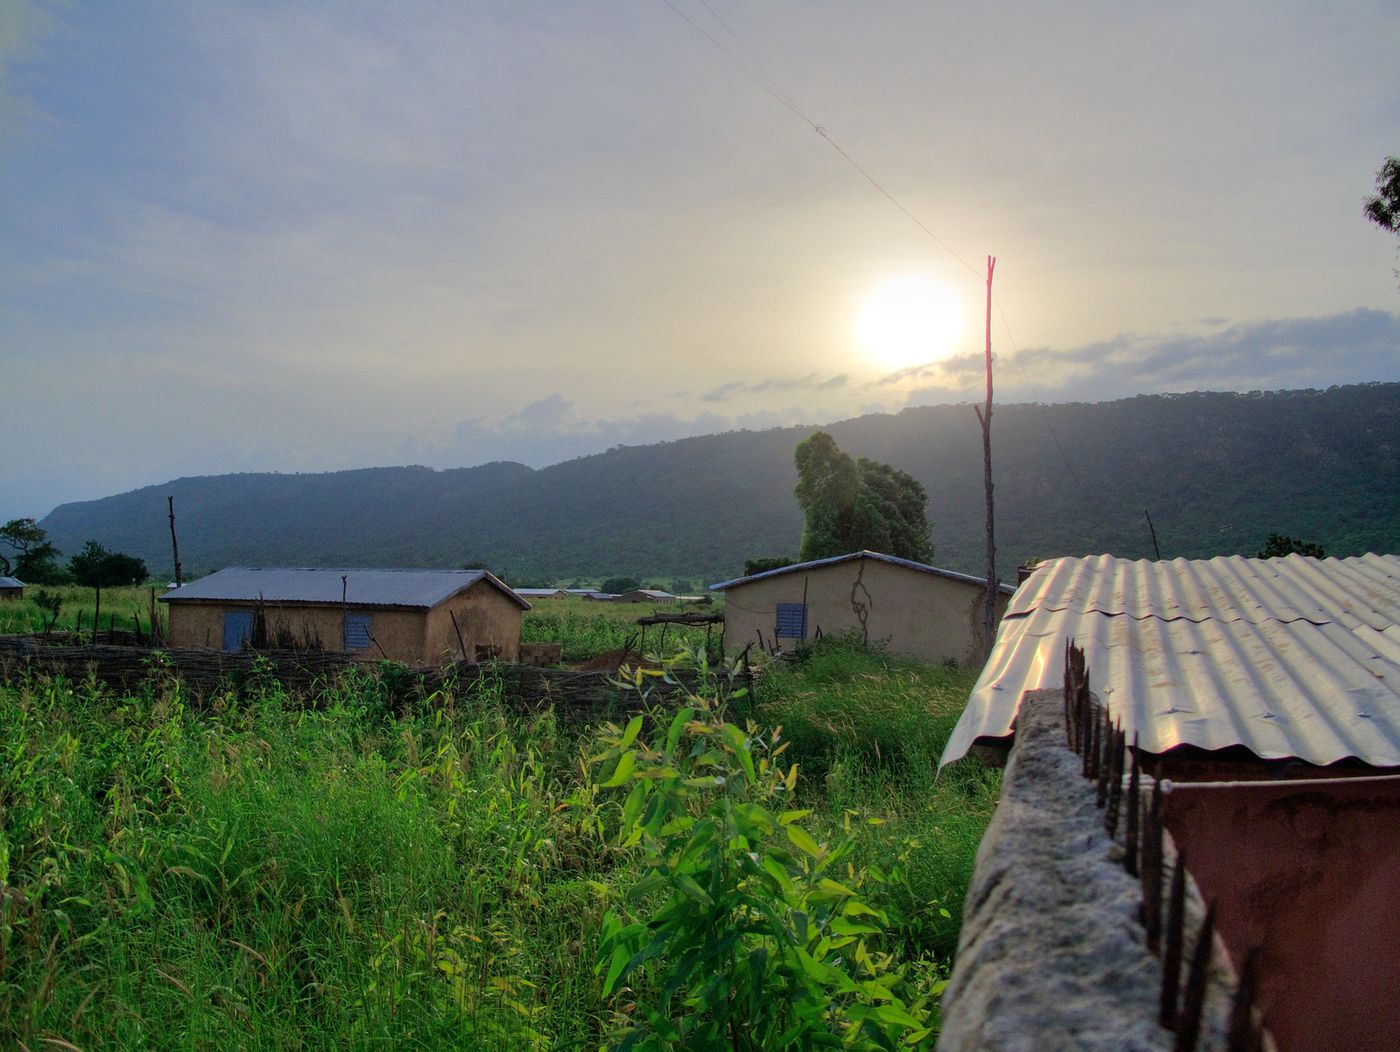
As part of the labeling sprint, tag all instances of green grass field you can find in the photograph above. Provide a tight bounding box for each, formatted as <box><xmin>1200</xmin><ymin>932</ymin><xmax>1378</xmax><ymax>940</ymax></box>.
<box><xmin>519</xmin><ymin>595</ymin><xmax>721</xmax><ymax>662</ymax></box>
<box><xmin>0</xmin><ymin>583</ymin><xmax>163</xmax><ymax>638</ymax></box>
<box><xmin>0</xmin><ymin>622</ymin><xmax>995</xmax><ymax>1047</ymax></box>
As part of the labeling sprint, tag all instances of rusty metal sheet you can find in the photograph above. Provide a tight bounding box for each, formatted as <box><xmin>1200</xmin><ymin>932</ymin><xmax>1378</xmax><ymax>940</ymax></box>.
<box><xmin>942</xmin><ymin>553</ymin><xmax>1400</xmax><ymax>768</ymax></box>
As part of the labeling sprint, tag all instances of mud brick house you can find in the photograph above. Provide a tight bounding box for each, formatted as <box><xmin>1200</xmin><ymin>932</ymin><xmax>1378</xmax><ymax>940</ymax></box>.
<box><xmin>160</xmin><ymin>566</ymin><xmax>529</xmax><ymax>664</ymax></box>
<box><xmin>710</xmin><ymin>550</ymin><xmax>1012</xmax><ymax>666</ymax></box>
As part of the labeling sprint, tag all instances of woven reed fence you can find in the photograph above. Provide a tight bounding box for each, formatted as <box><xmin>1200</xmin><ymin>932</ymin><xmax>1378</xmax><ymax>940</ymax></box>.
<box><xmin>0</xmin><ymin>635</ymin><xmax>751</xmax><ymax>716</ymax></box>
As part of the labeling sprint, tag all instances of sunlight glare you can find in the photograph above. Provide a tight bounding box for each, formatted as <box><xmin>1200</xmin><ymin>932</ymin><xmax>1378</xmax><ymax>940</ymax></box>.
<box><xmin>856</xmin><ymin>274</ymin><xmax>962</xmax><ymax>370</ymax></box>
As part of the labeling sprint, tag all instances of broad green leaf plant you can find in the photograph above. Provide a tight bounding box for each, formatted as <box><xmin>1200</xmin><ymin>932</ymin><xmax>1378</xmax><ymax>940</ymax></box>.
<box><xmin>589</xmin><ymin>661</ymin><xmax>936</xmax><ymax>1050</ymax></box>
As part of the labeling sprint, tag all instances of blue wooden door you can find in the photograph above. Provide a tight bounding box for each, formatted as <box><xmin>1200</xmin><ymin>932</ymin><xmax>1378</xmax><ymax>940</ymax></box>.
<box><xmin>775</xmin><ymin>602</ymin><xmax>807</xmax><ymax>640</ymax></box>
<box><xmin>223</xmin><ymin>610</ymin><xmax>253</xmax><ymax>651</ymax></box>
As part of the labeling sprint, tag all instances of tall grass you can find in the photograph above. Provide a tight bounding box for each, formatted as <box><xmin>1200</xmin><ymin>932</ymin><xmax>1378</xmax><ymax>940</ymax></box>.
<box><xmin>0</xmin><ymin>583</ymin><xmax>161</xmax><ymax>637</ymax></box>
<box><xmin>0</xmin><ymin>638</ymin><xmax>994</xmax><ymax>1048</ymax></box>
<box><xmin>519</xmin><ymin>597</ymin><xmax>720</xmax><ymax>662</ymax></box>
<box><xmin>748</xmin><ymin>638</ymin><xmax>1000</xmax><ymax>960</ymax></box>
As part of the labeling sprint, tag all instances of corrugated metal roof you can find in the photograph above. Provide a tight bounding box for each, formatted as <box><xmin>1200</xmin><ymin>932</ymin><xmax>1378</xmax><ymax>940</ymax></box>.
<box><xmin>0</xmin><ymin>577</ymin><xmax>23</xmax><ymax>589</ymax></box>
<box><xmin>160</xmin><ymin>567</ymin><xmax>529</xmax><ymax>610</ymax></box>
<box><xmin>941</xmin><ymin>553</ymin><xmax>1400</xmax><ymax>769</ymax></box>
<box><xmin>709</xmin><ymin>550</ymin><xmax>1016</xmax><ymax>594</ymax></box>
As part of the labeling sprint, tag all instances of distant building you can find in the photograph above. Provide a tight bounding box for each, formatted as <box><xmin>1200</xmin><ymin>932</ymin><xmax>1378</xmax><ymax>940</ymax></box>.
<box><xmin>159</xmin><ymin>567</ymin><xmax>529</xmax><ymax>664</ymax></box>
<box><xmin>515</xmin><ymin>587</ymin><xmax>569</xmax><ymax>600</ymax></box>
<box><xmin>615</xmin><ymin>588</ymin><xmax>677</xmax><ymax>604</ymax></box>
<box><xmin>710</xmin><ymin>550</ymin><xmax>1012</xmax><ymax>666</ymax></box>
<box><xmin>0</xmin><ymin>576</ymin><xmax>23</xmax><ymax>600</ymax></box>
<box><xmin>564</xmin><ymin>589</ymin><xmax>616</xmax><ymax>601</ymax></box>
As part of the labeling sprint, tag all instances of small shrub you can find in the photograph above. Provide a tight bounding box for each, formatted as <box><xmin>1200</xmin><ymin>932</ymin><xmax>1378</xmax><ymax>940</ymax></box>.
<box><xmin>589</xmin><ymin>691</ymin><xmax>939</xmax><ymax>1049</ymax></box>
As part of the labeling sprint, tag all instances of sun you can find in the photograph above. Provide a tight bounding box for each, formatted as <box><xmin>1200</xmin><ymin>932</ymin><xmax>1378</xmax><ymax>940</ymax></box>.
<box><xmin>855</xmin><ymin>274</ymin><xmax>962</xmax><ymax>370</ymax></box>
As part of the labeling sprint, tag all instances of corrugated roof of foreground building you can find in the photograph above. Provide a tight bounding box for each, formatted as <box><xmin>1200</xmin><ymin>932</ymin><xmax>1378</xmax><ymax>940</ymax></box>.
<box><xmin>940</xmin><ymin>552</ymin><xmax>1400</xmax><ymax>769</ymax></box>
<box><xmin>160</xmin><ymin>567</ymin><xmax>530</xmax><ymax>610</ymax></box>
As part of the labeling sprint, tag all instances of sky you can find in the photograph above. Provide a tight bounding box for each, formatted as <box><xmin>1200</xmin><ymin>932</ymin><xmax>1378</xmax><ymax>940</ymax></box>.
<box><xmin>3</xmin><ymin>1</ymin><xmax>1399</xmax><ymax>522</ymax></box>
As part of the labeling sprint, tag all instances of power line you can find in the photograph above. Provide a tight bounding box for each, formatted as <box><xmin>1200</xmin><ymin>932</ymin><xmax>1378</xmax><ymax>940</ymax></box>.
<box><xmin>661</xmin><ymin>0</ymin><xmax>1093</xmax><ymax>500</ymax></box>
<box><xmin>992</xmin><ymin>296</ymin><xmax>1090</xmax><ymax>498</ymax></box>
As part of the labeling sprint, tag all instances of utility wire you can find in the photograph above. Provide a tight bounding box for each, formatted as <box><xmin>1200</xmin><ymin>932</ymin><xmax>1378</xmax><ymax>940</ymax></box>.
<box><xmin>662</xmin><ymin>0</ymin><xmax>1092</xmax><ymax>499</ymax></box>
<box><xmin>695</xmin><ymin>0</ymin><xmax>810</xmax><ymax>122</ymax></box>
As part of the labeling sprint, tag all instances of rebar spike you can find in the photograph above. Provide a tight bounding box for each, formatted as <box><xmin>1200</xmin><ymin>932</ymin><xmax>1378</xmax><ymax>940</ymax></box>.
<box><xmin>1064</xmin><ymin>640</ymin><xmax>1073</xmax><ymax>747</ymax></box>
<box><xmin>1096</xmin><ymin>706</ymin><xmax>1113</xmax><ymax>807</ymax></box>
<box><xmin>1226</xmin><ymin>947</ymin><xmax>1264</xmax><ymax>1052</ymax></box>
<box><xmin>1173</xmin><ymin>904</ymin><xmax>1216</xmax><ymax>1052</ymax></box>
<box><xmin>1106</xmin><ymin>728</ymin><xmax>1125</xmax><ymax>838</ymax></box>
<box><xmin>1125</xmin><ymin>734</ymin><xmax>1141</xmax><ymax>877</ymax></box>
<box><xmin>1081</xmin><ymin>697</ymin><xmax>1093</xmax><ymax>775</ymax></box>
<box><xmin>1159</xmin><ymin>851</ymin><xmax>1189</xmax><ymax>1029</ymax></box>
<box><xmin>1143</xmin><ymin>778</ymin><xmax>1165</xmax><ymax>952</ymax></box>
<box><xmin>1086</xmin><ymin>703</ymin><xmax>1097</xmax><ymax>778</ymax></box>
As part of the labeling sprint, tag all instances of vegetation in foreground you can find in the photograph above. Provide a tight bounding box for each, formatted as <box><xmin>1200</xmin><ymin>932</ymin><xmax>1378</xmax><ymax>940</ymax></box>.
<box><xmin>0</xmin><ymin>639</ymin><xmax>995</xmax><ymax>1048</ymax></box>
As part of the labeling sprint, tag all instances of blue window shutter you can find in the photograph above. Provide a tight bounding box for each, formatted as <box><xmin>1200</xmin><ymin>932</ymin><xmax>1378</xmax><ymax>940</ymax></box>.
<box><xmin>344</xmin><ymin>613</ymin><xmax>373</xmax><ymax>650</ymax></box>
<box><xmin>775</xmin><ymin>602</ymin><xmax>807</xmax><ymax>639</ymax></box>
<box><xmin>223</xmin><ymin>610</ymin><xmax>253</xmax><ymax>652</ymax></box>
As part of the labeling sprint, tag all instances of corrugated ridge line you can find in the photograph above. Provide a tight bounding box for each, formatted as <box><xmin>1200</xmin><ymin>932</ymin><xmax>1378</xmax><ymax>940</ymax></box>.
<box><xmin>1009</xmin><ymin>554</ymin><xmax>1400</xmax><ymax>627</ymax></box>
<box><xmin>1304</xmin><ymin>553</ymin><xmax>1400</xmax><ymax>629</ymax></box>
<box><xmin>1359</xmin><ymin>624</ymin><xmax>1400</xmax><ymax>665</ymax></box>
<box><xmin>946</xmin><ymin>610</ymin><xmax>1400</xmax><ymax>768</ymax></box>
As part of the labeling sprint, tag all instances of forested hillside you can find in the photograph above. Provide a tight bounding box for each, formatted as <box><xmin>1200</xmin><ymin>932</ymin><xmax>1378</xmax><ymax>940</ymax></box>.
<box><xmin>39</xmin><ymin>384</ymin><xmax>1400</xmax><ymax>582</ymax></box>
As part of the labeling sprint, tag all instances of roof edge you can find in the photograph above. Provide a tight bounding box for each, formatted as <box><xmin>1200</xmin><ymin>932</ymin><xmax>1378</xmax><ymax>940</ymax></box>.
<box><xmin>710</xmin><ymin>550</ymin><xmax>1015</xmax><ymax>594</ymax></box>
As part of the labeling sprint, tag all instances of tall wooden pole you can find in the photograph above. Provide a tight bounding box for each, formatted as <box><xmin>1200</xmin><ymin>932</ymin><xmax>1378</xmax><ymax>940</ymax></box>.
<box><xmin>972</xmin><ymin>256</ymin><xmax>998</xmax><ymax>652</ymax></box>
<box><xmin>168</xmin><ymin>496</ymin><xmax>184</xmax><ymax>587</ymax></box>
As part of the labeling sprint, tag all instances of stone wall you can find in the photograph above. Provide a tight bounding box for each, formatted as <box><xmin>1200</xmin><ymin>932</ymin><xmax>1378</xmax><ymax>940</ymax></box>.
<box><xmin>938</xmin><ymin>690</ymin><xmax>1237</xmax><ymax>1051</ymax></box>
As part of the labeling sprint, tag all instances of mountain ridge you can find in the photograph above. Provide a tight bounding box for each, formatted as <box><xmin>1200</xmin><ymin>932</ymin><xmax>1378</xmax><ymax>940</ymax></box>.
<box><xmin>39</xmin><ymin>384</ymin><xmax>1400</xmax><ymax>583</ymax></box>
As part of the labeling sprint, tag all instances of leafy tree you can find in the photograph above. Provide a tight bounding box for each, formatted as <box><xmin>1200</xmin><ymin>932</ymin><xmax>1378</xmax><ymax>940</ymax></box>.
<box><xmin>856</xmin><ymin>457</ymin><xmax>933</xmax><ymax>562</ymax></box>
<box><xmin>1366</xmin><ymin>156</ymin><xmax>1400</xmax><ymax>283</ymax></box>
<box><xmin>743</xmin><ymin>556</ymin><xmax>796</xmax><ymax>578</ymax></box>
<box><xmin>0</xmin><ymin>518</ymin><xmax>63</xmax><ymax>583</ymax></box>
<box><xmin>69</xmin><ymin>541</ymin><xmax>148</xmax><ymax>639</ymax></box>
<box><xmin>600</xmin><ymin>576</ymin><xmax>641</xmax><ymax>594</ymax></box>
<box><xmin>32</xmin><ymin>589</ymin><xmax>63</xmax><ymax>636</ymax></box>
<box><xmin>794</xmin><ymin>432</ymin><xmax>932</xmax><ymax>563</ymax></box>
<box><xmin>1255</xmin><ymin>533</ymin><xmax>1326</xmax><ymax>559</ymax></box>
<box><xmin>1364</xmin><ymin>156</ymin><xmax>1400</xmax><ymax>235</ymax></box>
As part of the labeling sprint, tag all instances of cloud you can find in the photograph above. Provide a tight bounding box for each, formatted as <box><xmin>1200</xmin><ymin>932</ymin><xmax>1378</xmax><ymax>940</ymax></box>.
<box><xmin>702</xmin><ymin>372</ymin><xmax>850</xmax><ymax>403</ymax></box>
<box><xmin>0</xmin><ymin>2</ymin><xmax>51</xmax><ymax>134</ymax></box>
<box><xmin>442</xmin><ymin>394</ymin><xmax>833</xmax><ymax>470</ymax></box>
<box><xmin>904</xmin><ymin>309</ymin><xmax>1400</xmax><ymax>407</ymax></box>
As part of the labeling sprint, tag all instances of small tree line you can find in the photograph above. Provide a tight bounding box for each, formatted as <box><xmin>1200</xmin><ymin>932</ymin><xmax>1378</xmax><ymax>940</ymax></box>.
<box><xmin>2</xmin><ymin>519</ymin><xmax>149</xmax><ymax>640</ymax></box>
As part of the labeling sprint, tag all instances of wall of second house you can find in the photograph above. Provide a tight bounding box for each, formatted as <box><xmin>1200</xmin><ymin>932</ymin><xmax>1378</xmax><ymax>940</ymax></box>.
<box><xmin>422</xmin><ymin>581</ymin><xmax>523</xmax><ymax>664</ymax></box>
<box><xmin>1164</xmin><ymin>776</ymin><xmax>1400</xmax><ymax>1052</ymax></box>
<box><xmin>721</xmin><ymin>558</ymin><xmax>1008</xmax><ymax>666</ymax></box>
<box><xmin>166</xmin><ymin>602</ymin><xmax>429</xmax><ymax>662</ymax></box>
